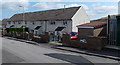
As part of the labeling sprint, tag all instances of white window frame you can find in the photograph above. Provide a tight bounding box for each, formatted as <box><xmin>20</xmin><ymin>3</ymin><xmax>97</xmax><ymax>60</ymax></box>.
<box><xmin>63</xmin><ymin>20</ymin><xmax>67</xmax><ymax>25</ymax></box>
<box><xmin>50</xmin><ymin>21</ymin><xmax>55</xmax><ymax>25</ymax></box>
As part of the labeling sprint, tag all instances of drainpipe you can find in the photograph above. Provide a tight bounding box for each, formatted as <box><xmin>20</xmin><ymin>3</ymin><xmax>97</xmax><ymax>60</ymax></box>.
<box><xmin>45</xmin><ymin>21</ymin><xmax>47</xmax><ymax>32</ymax></box>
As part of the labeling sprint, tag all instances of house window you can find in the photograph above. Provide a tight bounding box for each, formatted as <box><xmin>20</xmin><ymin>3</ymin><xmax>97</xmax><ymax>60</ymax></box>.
<box><xmin>25</xmin><ymin>21</ymin><xmax>27</xmax><ymax>24</ymax></box>
<box><xmin>41</xmin><ymin>22</ymin><xmax>43</xmax><ymax>25</ymax></box>
<box><xmin>18</xmin><ymin>21</ymin><xmax>21</xmax><ymax>24</ymax></box>
<box><xmin>13</xmin><ymin>21</ymin><xmax>15</xmax><ymax>24</ymax></box>
<box><xmin>8</xmin><ymin>21</ymin><xmax>11</xmax><ymax>24</ymax></box>
<box><xmin>50</xmin><ymin>21</ymin><xmax>55</xmax><ymax>25</ymax></box>
<box><xmin>63</xmin><ymin>21</ymin><xmax>67</xmax><ymax>25</ymax></box>
<box><xmin>32</xmin><ymin>21</ymin><xmax>35</xmax><ymax>25</ymax></box>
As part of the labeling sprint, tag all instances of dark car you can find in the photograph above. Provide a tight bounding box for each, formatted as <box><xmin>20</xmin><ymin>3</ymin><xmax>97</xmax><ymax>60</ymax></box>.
<box><xmin>69</xmin><ymin>32</ymin><xmax>78</xmax><ymax>40</ymax></box>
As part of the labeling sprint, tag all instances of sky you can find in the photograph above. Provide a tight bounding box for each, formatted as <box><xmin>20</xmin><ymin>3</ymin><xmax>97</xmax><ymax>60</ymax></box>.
<box><xmin>0</xmin><ymin>0</ymin><xmax>119</xmax><ymax>20</ymax></box>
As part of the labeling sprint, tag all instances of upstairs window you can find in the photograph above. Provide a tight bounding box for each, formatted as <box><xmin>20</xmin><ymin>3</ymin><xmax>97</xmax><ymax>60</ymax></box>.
<box><xmin>41</xmin><ymin>22</ymin><xmax>43</xmax><ymax>25</ymax></box>
<box><xmin>50</xmin><ymin>21</ymin><xmax>55</xmax><ymax>25</ymax></box>
<box><xmin>18</xmin><ymin>21</ymin><xmax>21</xmax><ymax>24</ymax></box>
<box><xmin>25</xmin><ymin>21</ymin><xmax>27</xmax><ymax>24</ymax></box>
<box><xmin>8</xmin><ymin>21</ymin><xmax>11</xmax><ymax>24</ymax></box>
<box><xmin>32</xmin><ymin>21</ymin><xmax>35</xmax><ymax>25</ymax></box>
<box><xmin>13</xmin><ymin>21</ymin><xmax>15</xmax><ymax>24</ymax></box>
<box><xmin>63</xmin><ymin>21</ymin><xmax>67</xmax><ymax>25</ymax></box>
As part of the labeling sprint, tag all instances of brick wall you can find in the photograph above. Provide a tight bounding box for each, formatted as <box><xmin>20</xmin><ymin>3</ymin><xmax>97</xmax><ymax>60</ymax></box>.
<box><xmin>78</xmin><ymin>28</ymin><xmax>93</xmax><ymax>40</ymax></box>
<box><xmin>62</xmin><ymin>34</ymin><xmax>107</xmax><ymax>50</ymax></box>
<box><xmin>86</xmin><ymin>36</ymin><xmax>107</xmax><ymax>50</ymax></box>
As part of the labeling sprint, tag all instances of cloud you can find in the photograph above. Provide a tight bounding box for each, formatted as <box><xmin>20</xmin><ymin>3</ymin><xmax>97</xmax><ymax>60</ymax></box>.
<box><xmin>93</xmin><ymin>6</ymin><xmax>118</xmax><ymax>14</ymax></box>
<box><xmin>32</xmin><ymin>3</ymin><xmax>88</xmax><ymax>10</ymax></box>
<box><xmin>26</xmin><ymin>0</ymin><xmax>119</xmax><ymax>2</ymax></box>
<box><xmin>32</xmin><ymin>3</ymin><xmax>64</xmax><ymax>9</ymax></box>
<box><xmin>1</xmin><ymin>0</ymin><xmax>29</xmax><ymax>11</ymax></box>
<box><xmin>0</xmin><ymin>0</ymin><xmax>28</xmax><ymax>2</ymax></box>
<box><xmin>88</xmin><ymin>5</ymin><xmax>118</xmax><ymax>20</ymax></box>
<box><xmin>66</xmin><ymin>4</ymin><xmax>88</xmax><ymax>10</ymax></box>
<box><xmin>35</xmin><ymin>0</ymin><xmax>62</xmax><ymax>2</ymax></box>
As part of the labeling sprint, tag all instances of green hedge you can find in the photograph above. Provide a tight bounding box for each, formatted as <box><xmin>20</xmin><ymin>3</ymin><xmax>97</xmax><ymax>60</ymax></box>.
<box><xmin>6</xmin><ymin>27</ymin><xmax>27</xmax><ymax>33</ymax></box>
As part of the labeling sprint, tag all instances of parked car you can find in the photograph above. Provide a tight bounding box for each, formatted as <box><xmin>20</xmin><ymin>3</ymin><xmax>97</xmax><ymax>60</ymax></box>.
<box><xmin>69</xmin><ymin>32</ymin><xmax>78</xmax><ymax>40</ymax></box>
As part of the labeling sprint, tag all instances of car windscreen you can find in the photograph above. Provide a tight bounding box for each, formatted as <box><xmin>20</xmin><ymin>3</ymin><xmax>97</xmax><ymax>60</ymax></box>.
<box><xmin>69</xmin><ymin>32</ymin><xmax>77</xmax><ymax>36</ymax></box>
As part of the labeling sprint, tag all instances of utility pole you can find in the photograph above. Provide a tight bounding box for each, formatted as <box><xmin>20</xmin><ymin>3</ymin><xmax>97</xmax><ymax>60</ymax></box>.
<box><xmin>19</xmin><ymin>6</ymin><xmax>26</xmax><ymax>39</ymax></box>
<box><xmin>19</xmin><ymin>6</ymin><xmax>25</xmax><ymax>26</ymax></box>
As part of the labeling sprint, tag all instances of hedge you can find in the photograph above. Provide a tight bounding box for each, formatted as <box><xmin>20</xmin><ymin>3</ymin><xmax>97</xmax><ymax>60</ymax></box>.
<box><xmin>6</xmin><ymin>27</ymin><xmax>28</xmax><ymax>33</ymax></box>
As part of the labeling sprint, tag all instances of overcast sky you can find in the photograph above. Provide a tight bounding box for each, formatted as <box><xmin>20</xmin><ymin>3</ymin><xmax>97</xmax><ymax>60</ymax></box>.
<box><xmin>0</xmin><ymin>0</ymin><xmax>119</xmax><ymax>20</ymax></box>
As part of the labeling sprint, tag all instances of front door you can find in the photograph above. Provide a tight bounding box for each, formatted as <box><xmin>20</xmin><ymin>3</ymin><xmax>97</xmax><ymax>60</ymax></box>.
<box><xmin>34</xmin><ymin>30</ymin><xmax>38</xmax><ymax>36</ymax></box>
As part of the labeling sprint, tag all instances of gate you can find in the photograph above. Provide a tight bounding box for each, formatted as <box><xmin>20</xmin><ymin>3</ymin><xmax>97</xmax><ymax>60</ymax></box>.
<box><xmin>49</xmin><ymin>31</ymin><xmax>62</xmax><ymax>42</ymax></box>
<box><xmin>108</xmin><ymin>15</ymin><xmax>120</xmax><ymax>46</ymax></box>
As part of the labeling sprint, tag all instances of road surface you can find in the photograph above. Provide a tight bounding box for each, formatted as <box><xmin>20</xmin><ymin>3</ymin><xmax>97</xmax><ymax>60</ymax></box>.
<box><xmin>1</xmin><ymin>37</ymin><xmax>119</xmax><ymax>65</ymax></box>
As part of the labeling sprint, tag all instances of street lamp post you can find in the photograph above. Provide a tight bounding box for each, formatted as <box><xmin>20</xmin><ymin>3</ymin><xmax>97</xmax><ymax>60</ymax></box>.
<box><xmin>19</xmin><ymin>6</ymin><xmax>25</xmax><ymax>25</ymax></box>
<box><xmin>19</xmin><ymin>6</ymin><xmax>29</xmax><ymax>41</ymax></box>
<box><xmin>19</xmin><ymin>6</ymin><xmax>26</xmax><ymax>39</ymax></box>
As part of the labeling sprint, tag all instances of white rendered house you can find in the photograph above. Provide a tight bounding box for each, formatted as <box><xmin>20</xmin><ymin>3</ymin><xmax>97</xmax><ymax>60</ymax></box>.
<box><xmin>6</xmin><ymin>6</ymin><xmax>90</xmax><ymax>35</ymax></box>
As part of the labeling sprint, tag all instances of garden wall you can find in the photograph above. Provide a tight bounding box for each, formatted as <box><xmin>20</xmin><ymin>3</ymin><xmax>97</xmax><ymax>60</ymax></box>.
<box><xmin>62</xmin><ymin>34</ymin><xmax>107</xmax><ymax>50</ymax></box>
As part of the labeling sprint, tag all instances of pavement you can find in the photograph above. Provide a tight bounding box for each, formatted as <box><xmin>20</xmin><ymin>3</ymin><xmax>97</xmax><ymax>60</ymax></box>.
<box><xmin>53</xmin><ymin>46</ymin><xmax>120</xmax><ymax>61</ymax></box>
<box><xmin>53</xmin><ymin>44</ymin><xmax>120</xmax><ymax>61</ymax></box>
<box><xmin>2</xmin><ymin>36</ymin><xmax>120</xmax><ymax>64</ymax></box>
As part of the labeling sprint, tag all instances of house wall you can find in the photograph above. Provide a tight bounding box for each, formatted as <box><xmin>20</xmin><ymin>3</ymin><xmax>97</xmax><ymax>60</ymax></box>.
<box><xmin>45</xmin><ymin>20</ymin><xmax>72</xmax><ymax>33</ymax></box>
<box><xmin>26</xmin><ymin>21</ymin><xmax>43</xmax><ymax>34</ymax></box>
<box><xmin>6</xmin><ymin>21</ymin><xmax>14</xmax><ymax>28</ymax></box>
<box><xmin>6</xmin><ymin>20</ymin><xmax>72</xmax><ymax>35</ymax></box>
<box><xmin>6</xmin><ymin>21</ymin><xmax>43</xmax><ymax>33</ymax></box>
<box><xmin>78</xmin><ymin>28</ymin><xmax>93</xmax><ymax>40</ymax></box>
<box><xmin>72</xmin><ymin>6</ymin><xmax>90</xmax><ymax>32</ymax></box>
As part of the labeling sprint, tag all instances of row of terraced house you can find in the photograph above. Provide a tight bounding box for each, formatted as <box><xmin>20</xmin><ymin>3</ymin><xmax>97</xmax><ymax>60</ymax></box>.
<box><xmin>2</xmin><ymin>6</ymin><xmax>120</xmax><ymax>47</ymax></box>
<box><xmin>3</xmin><ymin>6</ymin><xmax>90</xmax><ymax>36</ymax></box>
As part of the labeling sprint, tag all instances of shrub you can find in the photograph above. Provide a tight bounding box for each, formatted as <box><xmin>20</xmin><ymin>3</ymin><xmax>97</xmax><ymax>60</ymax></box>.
<box><xmin>6</xmin><ymin>27</ymin><xmax>28</xmax><ymax>33</ymax></box>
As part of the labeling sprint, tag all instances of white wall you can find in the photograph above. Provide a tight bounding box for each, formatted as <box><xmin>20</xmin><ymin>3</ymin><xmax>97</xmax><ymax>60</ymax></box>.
<box><xmin>46</xmin><ymin>20</ymin><xmax>72</xmax><ymax>33</ymax></box>
<box><xmin>6</xmin><ymin>21</ymin><xmax>13</xmax><ymax>28</ymax></box>
<box><xmin>6</xmin><ymin>20</ymin><xmax>72</xmax><ymax>35</ymax></box>
<box><xmin>6</xmin><ymin>21</ymin><xmax>43</xmax><ymax>34</ymax></box>
<box><xmin>72</xmin><ymin>6</ymin><xmax>90</xmax><ymax>32</ymax></box>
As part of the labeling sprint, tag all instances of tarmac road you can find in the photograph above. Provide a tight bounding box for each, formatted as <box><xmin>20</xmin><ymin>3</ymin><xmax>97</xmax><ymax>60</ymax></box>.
<box><xmin>1</xmin><ymin>37</ymin><xmax>119</xmax><ymax>65</ymax></box>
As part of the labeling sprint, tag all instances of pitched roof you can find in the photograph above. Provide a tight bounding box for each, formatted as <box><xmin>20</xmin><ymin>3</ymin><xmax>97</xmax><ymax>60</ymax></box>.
<box><xmin>77</xmin><ymin>22</ymin><xmax>107</xmax><ymax>29</ymax></box>
<box><xmin>2</xmin><ymin>19</ymin><xmax>9</xmax><ymax>25</ymax></box>
<box><xmin>9</xmin><ymin>6</ymin><xmax>81</xmax><ymax>21</ymax></box>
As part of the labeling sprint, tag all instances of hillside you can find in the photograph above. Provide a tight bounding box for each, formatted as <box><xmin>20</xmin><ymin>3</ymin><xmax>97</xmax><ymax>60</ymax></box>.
<box><xmin>91</xmin><ymin>17</ymin><xmax>108</xmax><ymax>22</ymax></box>
<box><xmin>91</xmin><ymin>14</ymin><xmax>119</xmax><ymax>22</ymax></box>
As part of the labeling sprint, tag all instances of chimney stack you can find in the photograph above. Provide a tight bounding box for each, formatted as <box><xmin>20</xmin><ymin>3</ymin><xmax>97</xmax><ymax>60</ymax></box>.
<box><xmin>63</xmin><ymin>5</ymin><xmax>66</xmax><ymax>12</ymax></box>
